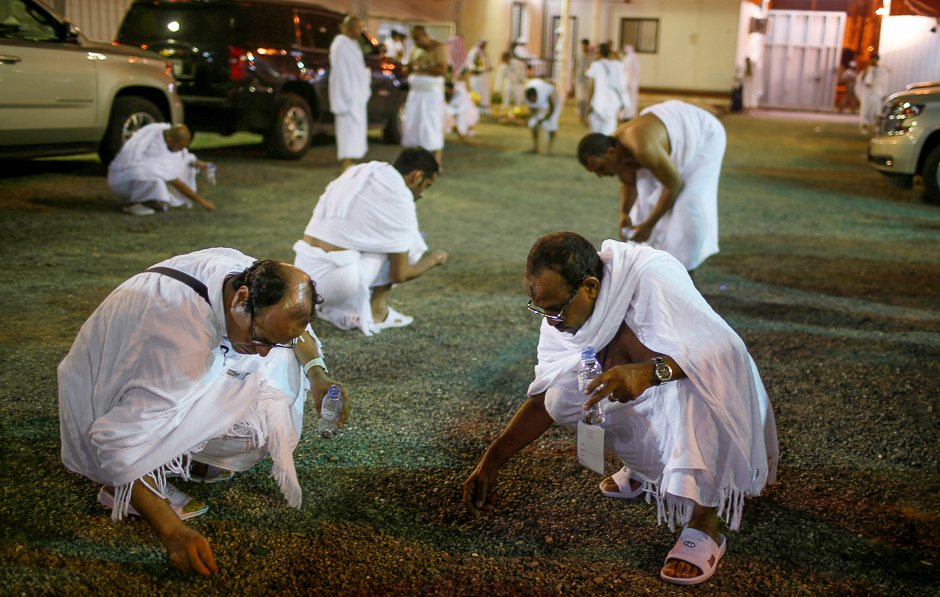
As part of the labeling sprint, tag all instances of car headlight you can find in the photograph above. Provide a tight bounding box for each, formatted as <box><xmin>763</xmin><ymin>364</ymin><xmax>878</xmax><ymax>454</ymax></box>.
<box><xmin>881</xmin><ymin>101</ymin><xmax>924</xmax><ymax>135</ymax></box>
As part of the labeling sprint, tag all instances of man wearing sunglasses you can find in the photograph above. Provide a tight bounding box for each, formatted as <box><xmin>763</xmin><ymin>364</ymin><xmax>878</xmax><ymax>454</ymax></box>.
<box><xmin>464</xmin><ymin>232</ymin><xmax>777</xmax><ymax>586</ymax></box>
<box><xmin>59</xmin><ymin>249</ymin><xmax>347</xmax><ymax>576</ymax></box>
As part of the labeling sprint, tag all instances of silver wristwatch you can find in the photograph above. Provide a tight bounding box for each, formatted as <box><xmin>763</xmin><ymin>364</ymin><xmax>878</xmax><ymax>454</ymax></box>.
<box><xmin>652</xmin><ymin>356</ymin><xmax>673</xmax><ymax>384</ymax></box>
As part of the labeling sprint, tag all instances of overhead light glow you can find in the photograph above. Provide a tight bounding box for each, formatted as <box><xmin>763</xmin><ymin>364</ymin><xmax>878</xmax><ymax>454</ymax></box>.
<box><xmin>167</xmin><ymin>21</ymin><xmax>180</xmax><ymax>33</ymax></box>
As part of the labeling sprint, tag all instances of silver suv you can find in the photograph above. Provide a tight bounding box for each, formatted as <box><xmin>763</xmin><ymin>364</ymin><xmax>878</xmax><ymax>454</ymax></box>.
<box><xmin>0</xmin><ymin>0</ymin><xmax>184</xmax><ymax>163</ymax></box>
<box><xmin>868</xmin><ymin>82</ymin><xmax>940</xmax><ymax>205</ymax></box>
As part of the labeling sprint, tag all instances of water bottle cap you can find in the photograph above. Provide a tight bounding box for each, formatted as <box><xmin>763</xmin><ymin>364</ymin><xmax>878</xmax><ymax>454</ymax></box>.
<box><xmin>327</xmin><ymin>384</ymin><xmax>342</xmax><ymax>397</ymax></box>
<box><xmin>580</xmin><ymin>346</ymin><xmax>596</xmax><ymax>358</ymax></box>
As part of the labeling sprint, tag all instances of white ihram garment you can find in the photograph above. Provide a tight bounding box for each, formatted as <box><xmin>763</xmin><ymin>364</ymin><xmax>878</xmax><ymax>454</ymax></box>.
<box><xmin>633</xmin><ymin>100</ymin><xmax>724</xmax><ymax>271</ymax></box>
<box><xmin>402</xmin><ymin>75</ymin><xmax>446</xmax><ymax>151</ymax></box>
<box><xmin>621</xmin><ymin>47</ymin><xmax>640</xmax><ymax>119</ymax></box>
<box><xmin>330</xmin><ymin>34</ymin><xmax>371</xmax><ymax>160</ymax></box>
<box><xmin>525</xmin><ymin>79</ymin><xmax>562</xmax><ymax>132</ymax></box>
<box><xmin>58</xmin><ymin>248</ymin><xmax>311</xmax><ymax>520</ymax></box>
<box><xmin>293</xmin><ymin>162</ymin><xmax>427</xmax><ymax>336</ymax></box>
<box><xmin>107</xmin><ymin>123</ymin><xmax>197</xmax><ymax>207</ymax></box>
<box><xmin>464</xmin><ymin>45</ymin><xmax>491</xmax><ymax>113</ymax></box>
<box><xmin>855</xmin><ymin>65</ymin><xmax>888</xmax><ymax>130</ymax></box>
<box><xmin>529</xmin><ymin>241</ymin><xmax>778</xmax><ymax>531</ymax></box>
<box><xmin>446</xmin><ymin>81</ymin><xmax>480</xmax><ymax>136</ymax></box>
<box><xmin>586</xmin><ymin>59</ymin><xmax>631</xmax><ymax>135</ymax></box>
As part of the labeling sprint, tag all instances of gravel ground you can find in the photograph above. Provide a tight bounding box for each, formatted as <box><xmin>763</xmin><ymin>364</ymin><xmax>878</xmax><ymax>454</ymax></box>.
<box><xmin>0</xmin><ymin>103</ymin><xmax>938</xmax><ymax>596</ymax></box>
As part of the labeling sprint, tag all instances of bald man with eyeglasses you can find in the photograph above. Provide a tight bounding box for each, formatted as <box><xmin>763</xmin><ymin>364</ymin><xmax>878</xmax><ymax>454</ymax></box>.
<box><xmin>58</xmin><ymin>248</ymin><xmax>348</xmax><ymax>576</ymax></box>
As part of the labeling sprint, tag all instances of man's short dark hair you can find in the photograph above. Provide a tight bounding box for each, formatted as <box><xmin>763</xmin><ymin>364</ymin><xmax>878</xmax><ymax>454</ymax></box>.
<box><xmin>231</xmin><ymin>260</ymin><xmax>322</xmax><ymax>318</ymax></box>
<box><xmin>577</xmin><ymin>133</ymin><xmax>617</xmax><ymax>166</ymax></box>
<box><xmin>393</xmin><ymin>147</ymin><xmax>440</xmax><ymax>178</ymax></box>
<box><xmin>581</xmin><ymin>38</ymin><xmax>589</xmax><ymax>45</ymax></box>
<box><xmin>526</xmin><ymin>232</ymin><xmax>604</xmax><ymax>288</ymax></box>
<box><xmin>599</xmin><ymin>42</ymin><xmax>610</xmax><ymax>58</ymax></box>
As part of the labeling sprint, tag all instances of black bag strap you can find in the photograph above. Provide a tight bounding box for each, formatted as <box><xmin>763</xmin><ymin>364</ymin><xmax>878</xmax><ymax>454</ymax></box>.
<box><xmin>145</xmin><ymin>266</ymin><xmax>211</xmax><ymax>305</ymax></box>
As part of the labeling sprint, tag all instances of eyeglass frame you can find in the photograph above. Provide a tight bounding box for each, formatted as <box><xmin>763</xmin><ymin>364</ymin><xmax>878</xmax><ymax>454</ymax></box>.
<box><xmin>525</xmin><ymin>273</ymin><xmax>587</xmax><ymax>324</ymax></box>
<box><xmin>247</xmin><ymin>296</ymin><xmax>299</xmax><ymax>349</ymax></box>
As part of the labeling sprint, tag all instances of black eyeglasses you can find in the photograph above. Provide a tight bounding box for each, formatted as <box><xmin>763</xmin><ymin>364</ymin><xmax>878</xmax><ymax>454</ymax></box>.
<box><xmin>525</xmin><ymin>274</ymin><xmax>586</xmax><ymax>324</ymax></box>
<box><xmin>248</xmin><ymin>304</ymin><xmax>298</xmax><ymax>349</ymax></box>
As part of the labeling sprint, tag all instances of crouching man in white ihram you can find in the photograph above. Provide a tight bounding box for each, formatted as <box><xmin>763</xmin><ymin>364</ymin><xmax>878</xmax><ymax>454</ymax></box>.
<box><xmin>58</xmin><ymin>250</ymin><xmax>348</xmax><ymax>575</ymax></box>
<box><xmin>292</xmin><ymin>147</ymin><xmax>448</xmax><ymax>336</ymax></box>
<box><xmin>107</xmin><ymin>123</ymin><xmax>215</xmax><ymax>216</ymax></box>
<box><xmin>464</xmin><ymin>232</ymin><xmax>777</xmax><ymax>587</ymax></box>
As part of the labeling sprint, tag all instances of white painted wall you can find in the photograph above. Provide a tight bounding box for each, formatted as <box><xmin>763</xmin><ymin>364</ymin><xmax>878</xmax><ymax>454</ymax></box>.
<box><xmin>543</xmin><ymin>0</ymin><xmax>742</xmax><ymax>93</ymax></box>
<box><xmin>63</xmin><ymin>0</ymin><xmax>132</xmax><ymax>42</ymax></box>
<box><xmin>879</xmin><ymin>15</ymin><xmax>940</xmax><ymax>93</ymax></box>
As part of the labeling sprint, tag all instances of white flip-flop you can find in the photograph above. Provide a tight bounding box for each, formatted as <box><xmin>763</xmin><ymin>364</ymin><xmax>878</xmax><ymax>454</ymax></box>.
<box><xmin>660</xmin><ymin>527</ymin><xmax>727</xmax><ymax>586</ymax></box>
<box><xmin>598</xmin><ymin>466</ymin><xmax>644</xmax><ymax>499</ymax></box>
<box><xmin>370</xmin><ymin>306</ymin><xmax>413</xmax><ymax>332</ymax></box>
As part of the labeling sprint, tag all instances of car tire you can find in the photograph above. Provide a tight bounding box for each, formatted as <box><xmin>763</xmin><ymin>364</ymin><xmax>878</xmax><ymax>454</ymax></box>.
<box><xmin>382</xmin><ymin>102</ymin><xmax>404</xmax><ymax>145</ymax></box>
<box><xmin>98</xmin><ymin>96</ymin><xmax>165</xmax><ymax>164</ymax></box>
<box><xmin>267</xmin><ymin>93</ymin><xmax>313</xmax><ymax>159</ymax></box>
<box><xmin>922</xmin><ymin>144</ymin><xmax>940</xmax><ymax>205</ymax></box>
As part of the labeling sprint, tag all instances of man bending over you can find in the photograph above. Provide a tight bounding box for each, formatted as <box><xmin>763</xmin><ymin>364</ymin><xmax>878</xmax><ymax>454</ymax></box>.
<box><xmin>293</xmin><ymin>147</ymin><xmax>448</xmax><ymax>335</ymax></box>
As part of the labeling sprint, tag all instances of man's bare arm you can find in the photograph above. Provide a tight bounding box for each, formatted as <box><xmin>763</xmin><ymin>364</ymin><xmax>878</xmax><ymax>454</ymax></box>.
<box><xmin>463</xmin><ymin>393</ymin><xmax>555</xmax><ymax>514</ymax></box>
<box><xmin>129</xmin><ymin>480</ymin><xmax>218</xmax><ymax>576</ymax></box>
<box><xmin>387</xmin><ymin>250</ymin><xmax>448</xmax><ymax>284</ymax></box>
<box><xmin>620</xmin><ymin>123</ymin><xmax>683</xmax><ymax>241</ymax></box>
<box><xmin>169</xmin><ymin>179</ymin><xmax>215</xmax><ymax>212</ymax></box>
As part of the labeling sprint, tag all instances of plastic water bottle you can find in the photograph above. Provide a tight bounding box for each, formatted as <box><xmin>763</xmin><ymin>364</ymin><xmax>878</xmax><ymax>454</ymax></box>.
<box><xmin>578</xmin><ymin>346</ymin><xmax>606</xmax><ymax>425</ymax></box>
<box><xmin>205</xmin><ymin>162</ymin><xmax>218</xmax><ymax>186</ymax></box>
<box><xmin>317</xmin><ymin>384</ymin><xmax>343</xmax><ymax>439</ymax></box>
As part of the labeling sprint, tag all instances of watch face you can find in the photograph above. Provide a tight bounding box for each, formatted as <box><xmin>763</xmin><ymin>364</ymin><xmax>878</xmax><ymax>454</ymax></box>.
<box><xmin>654</xmin><ymin>362</ymin><xmax>672</xmax><ymax>382</ymax></box>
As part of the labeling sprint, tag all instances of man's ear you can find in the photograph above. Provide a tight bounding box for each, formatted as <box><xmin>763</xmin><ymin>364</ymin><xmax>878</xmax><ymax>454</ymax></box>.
<box><xmin>404</xmin><ymin>170</ymin><xmax>424</xmax><ymax>187</ymax></box>
<box><xmin>583</xmin><ymin>276</ymin><xmax>602</xmax><ymax>299</ymax></box>
<box><xmin>232</xmin><ymin>286</ymin><xmax>251</xmax><ymax>313</ymax></box>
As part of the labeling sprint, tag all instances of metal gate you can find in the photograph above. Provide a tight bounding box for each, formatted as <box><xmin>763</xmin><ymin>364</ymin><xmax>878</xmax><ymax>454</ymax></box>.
<box><xmin>762</xmin><ymin>10</ymin><xmax>845</xmax><ymax>110</ymax></box>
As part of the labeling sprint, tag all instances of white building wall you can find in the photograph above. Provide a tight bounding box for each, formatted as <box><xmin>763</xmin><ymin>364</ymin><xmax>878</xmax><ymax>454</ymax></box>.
<box><xmin>879</xmin><ymin>15</ymin><xmax>940</xmax><ymax>93</ymax></box>
<box><xmin>546</xmin><ymin>0</ymin><xmax>741</xmax><ymax>93</ymax></box>
<box><xmin>64</xmin><ymin>0</ymin><xmax>132</xmax><ymax>42</ymax></box>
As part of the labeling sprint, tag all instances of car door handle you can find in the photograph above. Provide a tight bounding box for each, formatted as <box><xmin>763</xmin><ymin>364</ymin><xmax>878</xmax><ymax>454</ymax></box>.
<box><xmin>0</xmin><ymin>55</ymin><xmax>22</xmax><ymax>65</ymax></box>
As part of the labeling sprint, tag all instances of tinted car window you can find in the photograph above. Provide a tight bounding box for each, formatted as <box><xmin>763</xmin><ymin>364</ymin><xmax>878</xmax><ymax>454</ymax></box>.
<box><xmin>0</xmin><ymin>0</ymin><xmax>58</xmax><ymax>42</ymax></box>
<box><xmin>297</xmin><ymin>11</ymin><xmax>338</xmax><ymax>49</ymax></box>
<box><xmin>118</xmin><ymin>4</ymin><xmax>234</xmax><ymax>45</ymax></box>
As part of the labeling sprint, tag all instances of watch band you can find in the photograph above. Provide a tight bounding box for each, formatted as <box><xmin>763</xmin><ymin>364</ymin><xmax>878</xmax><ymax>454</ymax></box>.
<box><xmin>303</xmin><ymin>356</ymin><xmax>328</xmax><ymax>375</ymax></box>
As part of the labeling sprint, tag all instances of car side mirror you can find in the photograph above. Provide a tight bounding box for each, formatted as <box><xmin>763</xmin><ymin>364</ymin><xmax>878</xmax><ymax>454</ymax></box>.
<box><xmin>61</xmin><ymin>21</ymin><xmax>81</xmax><ymax>43</ymax></box>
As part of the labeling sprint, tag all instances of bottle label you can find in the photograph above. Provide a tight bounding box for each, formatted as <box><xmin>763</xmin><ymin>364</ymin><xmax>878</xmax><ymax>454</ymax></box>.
<box><xmin>577</xmin><ymin>420</ymin><xmax>605</xmax><ymax>475</ymax></box>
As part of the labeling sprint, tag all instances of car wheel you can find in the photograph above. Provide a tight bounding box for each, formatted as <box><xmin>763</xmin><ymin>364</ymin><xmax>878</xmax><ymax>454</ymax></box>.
<box><xmin>267</xmin><ymin>93</ymin><xmax>312</xmax><ymax>159</ymax></box>
<box><xmin>382</xmin><ymin>102</ymin><xmax>404</xmax><ymax>145</ymax></box>
<box><xmin>922</xmin><ymin>144</ymin><xmax>940</xmax><ymax>205</ymax></box>
<box><xmin>98</xmin><ymin>96</ymin><xmax>165</xmax><ymax>164</ymax></box>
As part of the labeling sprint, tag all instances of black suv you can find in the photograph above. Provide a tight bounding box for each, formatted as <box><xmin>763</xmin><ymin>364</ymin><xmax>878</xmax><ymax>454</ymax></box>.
<box><xmin>116</xmin><ymin>0</ymin><xmax>406</xmax><ymax>159</ymax></box>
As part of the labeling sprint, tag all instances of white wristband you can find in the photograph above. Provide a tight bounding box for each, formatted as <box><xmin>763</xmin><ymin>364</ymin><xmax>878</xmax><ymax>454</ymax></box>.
<box><xmin>303</xmin><ymin>357</ymin><xmax>328</xmax><ymax>375</ymax></box>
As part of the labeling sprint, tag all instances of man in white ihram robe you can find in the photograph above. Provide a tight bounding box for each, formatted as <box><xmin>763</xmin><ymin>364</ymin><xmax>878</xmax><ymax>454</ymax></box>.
<box><xmin>330</xmin><ymin>15</ymin><xmax>372</xmax><ymax>170</ymax></box>
<box><xmin>524</xmin><ymin>78</ymin><xmax>563</xmax><ymax>154</ymax></box>
<box><xmin>107</xmin><ymin>123</ymin><xmax>214</xmax><ymax>216</ymax></box>
<box><xmin>621</xmin><ymin>45</ymin><xmax>640</xmax><ymax>119</ymax></box>
<box><xmin>402</xmin><ymin>26</ymin><xmax>449</xmax><ymax>166</ymax></box>
<box><xmin>464</xmin><ymin>232</ymin><xmax>777</xmax><ymax>587</ymax></box>
<box><xmin>58</xmin><ymin>248</ymin><xmax>343</xmax><ymax>575</ymax></box>
<box><xmin>292</xmin><ymin>147</ymin><xmax>448</xmax><ymax>336</ymax></box>
<box><xmin>577</xmin><ymin>100</ymin><xmax>725</xmax><ymax>273</ymax></box>
<box><xmin>855</xmin><ymin>53</ymin><xmax>888</xmax><ymax>135</ymax></box>
<box><xmin>586</xmin><ymin>43</ymin><xmax>632</xmax><ymax>135</ymax></box>
<box><xmin>463</xmin><ymin>39</ymin><xmax>492</xmax><ymax>114</ymax></box>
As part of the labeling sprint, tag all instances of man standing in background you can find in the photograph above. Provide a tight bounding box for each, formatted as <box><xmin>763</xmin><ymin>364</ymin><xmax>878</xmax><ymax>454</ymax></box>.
<box><xmin>464</xmin><ymin>39</ymin><xmax>492</xmax><ymax>115</ymax></box>
<box><xmin>330</xmin><ymin>15</ymin><xmax>372</xmax><ymax>171</ymax></box>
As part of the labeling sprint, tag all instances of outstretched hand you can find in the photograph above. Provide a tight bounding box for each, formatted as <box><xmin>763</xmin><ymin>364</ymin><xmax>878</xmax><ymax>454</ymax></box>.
<box><xmin>163</xmin><ymin>525</ymin><xmax>218</xmax><ymax>576</ymax></box>
<box><xmin>463</xmin><ymin>460</ymin><xmax>498</xmax><ymax>516</ymax></box>
<box><xmin>582</xmin><ymin>362</ymin><xmax>654</xmax><ymax>410</ymax></box>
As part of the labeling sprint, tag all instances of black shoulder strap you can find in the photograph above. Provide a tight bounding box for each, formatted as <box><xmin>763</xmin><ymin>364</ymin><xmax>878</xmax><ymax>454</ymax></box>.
<box><xmin>145</xmin><ymin>266</ymin><xmax>211</xmax><ymax>305</ymax></box>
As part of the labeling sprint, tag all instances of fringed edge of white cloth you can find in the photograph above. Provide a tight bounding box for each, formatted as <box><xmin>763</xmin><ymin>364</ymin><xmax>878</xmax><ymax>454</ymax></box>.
<box><xmin>108</xmin><ymin>452</ymin><xmax>194</xmax><ymax>521</ymax></box>
<box><xmin>644</xmin><ymin>459</ymin><xmax>778</xmax><ymax>533</ymax></box>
